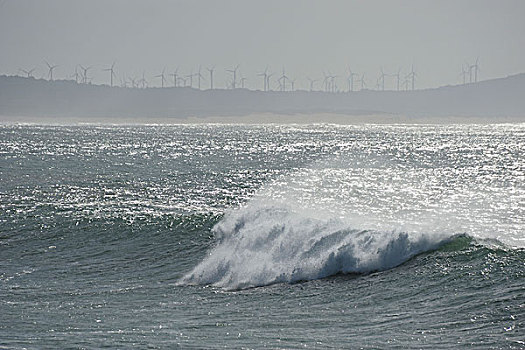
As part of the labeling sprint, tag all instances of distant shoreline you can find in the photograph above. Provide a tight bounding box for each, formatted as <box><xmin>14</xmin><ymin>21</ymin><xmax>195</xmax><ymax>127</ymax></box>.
<box><xmin>2</xmin><ymin>74</ymin><xmax>525</xmax><ymax>122</ymax></box>
<box><xmin>2</xmin><ymin>113</ymin><xmax>524</xmax><ymax>125</ymax></box>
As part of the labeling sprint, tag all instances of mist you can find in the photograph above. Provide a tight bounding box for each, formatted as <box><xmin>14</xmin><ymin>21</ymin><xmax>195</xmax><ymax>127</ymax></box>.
<box><xmin>1</xmin><ymin>0</ymin><xmax>525</xmax><ymax>89</ymax></box>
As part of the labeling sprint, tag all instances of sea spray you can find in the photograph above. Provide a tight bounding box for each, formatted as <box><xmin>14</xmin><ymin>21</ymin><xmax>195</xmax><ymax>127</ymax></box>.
<box><xmin>179</xmin><ymin>150</ymin><xmax>467</xmax><ymax>289</ymax></box>
<box><xmin>179</xmin><ymin>199</ymin><xmax>454</xmax><ymax>289</ymax></box>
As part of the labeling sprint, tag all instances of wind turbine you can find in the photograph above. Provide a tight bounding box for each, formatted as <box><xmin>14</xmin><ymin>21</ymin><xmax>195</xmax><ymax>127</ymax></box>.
<box><xmin>171</xmin><ymin>68</ymin><xmax>179</xmax><ymax>87</ymax></box>
<box><xmin>393</xmin><ymin>68</ymin><xmax>402</xmax><ymax>91</ymax></box>
<box><xmin>257</xmin><ymin>66</ymin><xmax>268</xmax><ymax>91</ymax></box>
<box><xmin>139</xmin><ymin>71</ymin><xmax>148</xmax><ymax>88</ymax></box>
<box><xmin>278</xmin><ymin>68</ymin><xmax>289</xmax><ymax>92</ymax></box>
<box><xmin>330</xmin><ymin>74</ymin><xmax>338</xmax><ymax>93</ymax></box>
<box><xmin>45</xmin><ymin>60</ymin><xmax>58</xmax><ymax>81</ymax></box>
<box><xmin>406</xmin><ymin>65</ymin><xmax>417</xmax><ymax>90</ymax></box>
<box><xmin>347</xmin><ymin>68</ymin><xmax>358</xmax><ymax>92</ymax></box>
<box><xmin>196</xmin><ymin>66</ymin><xmax>205</xmax><ymax>90</ymax></box>
<box><xmin>290</xmin><ymin>78</ymin><xmax>296</xmax><ymax>91</ymax></box>
<box><xmin>207</xmin><ymin>66</ymin><xmax>215</xmax><ymax>90</ymax></box>
<box><xmin>402</xmin><ymin>76</ymin><xmax>410</xmax><ymax>91</ymax></box>
<box><xmin>404</xmin><ymin>73</ymin><xmax>412</xmax><ymax>90</ymax></box>
<box><xmin>306</xmin><ymin>77</ymin><xmax>317</xmax><ymax>92</ymax></box>
<box><xmin>79</xmin><ymin>65</ymin><xmax>92</xmax><ymax>84</ymax></box>
<box><xmin>240</xmin><ymin>76</ymin><xmax>247</xmax><ymax>89</ymax></box>
<box><xmin>465</xmin><ymin>61</ymin><xmax>473</xmax><ymax>83</ymax></box>
<box><xmin>20</xmin><ymin>68</ymin><xmax>36</xmax><ymax>78</ymax></box>
<box><xmin>155</xmin><ymin>68</ymin><xmax>167</xmax><ymax>88</ymax></box>
<box><xmin>322</xmin><ymin>72</ymin><xmax>330</xmax><ymax>92</ymax></box>
<box><xmin>266</xmin><ymin>72</ymin><xmax>274</xmax><ymax>91</ymax></box>
<box><xmin>185</xmin><ymin>71</ymin><xmax>194</xmax><ymax>88</ymax></box>
<box><xmin>103</xmin><ymin>62</ymin><xmax>116</xmax><ymax>87</ymax></box>
<box><xmin>470</xmin><ymin>57</ymin><xmax>480</xmax><ymax>83</ymax></box>
<box><xmin>70</xmin><ymin>66</ymin><xmax>81</xmax><ymax>83</ymax></box>
<box><xmin>379</xmin><ymin>67</ymin><xmax>387</xmax><ymax>91</ymax></box>
<box><xmin>226</xmin><ymin>64</ymin><xmax>239</xmax><ymax>89</ymax></box>
<box><xmin>411</xmin><ymin>67</ymin><xmax>417</xmax><ymax>90</ymax></box>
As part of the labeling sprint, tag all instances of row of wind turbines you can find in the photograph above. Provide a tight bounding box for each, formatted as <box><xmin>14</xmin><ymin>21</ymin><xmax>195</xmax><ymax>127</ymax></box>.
<box><xmin>460</xmin><ymin>58</ymin><xmax>481</xmax><ymax>84</ymax></box>
<box><xmin>16</xmin><ymin>59</ymin><xmax>481</xmax><ymax>93</ymax></box>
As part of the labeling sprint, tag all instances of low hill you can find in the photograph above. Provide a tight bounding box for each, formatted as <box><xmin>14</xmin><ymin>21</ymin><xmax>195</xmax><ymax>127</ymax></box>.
<box><xmin>0</xmin><ymin>73</ymin><xmax>524</xmax><ymax>121</ymax></box>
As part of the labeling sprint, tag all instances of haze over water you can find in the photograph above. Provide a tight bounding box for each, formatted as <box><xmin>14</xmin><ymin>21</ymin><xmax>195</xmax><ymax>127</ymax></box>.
<box><xmin>2</xmin><ymin>1</ymin><xmax>525</xmax><ymax>89</ymax></box>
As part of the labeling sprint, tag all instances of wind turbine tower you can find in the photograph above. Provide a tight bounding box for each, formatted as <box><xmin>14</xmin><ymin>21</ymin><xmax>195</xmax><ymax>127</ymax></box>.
<box><xmin>266</xmin><ymin>72</ymin><xmax>273</xmax><ymax>91</ymax></box>
<box><xmin>186</xmin><ymin>71</ymin><xmax>194</xmax><ymax>88</ymax></box>
<box><xmin>226</xmin><ymin>65</ymin><xmax>239</xmax><ymax>89</ymax></box>
<box><xmin>196</xmin><ymin>66</ymin><xmax>205</xmax><ymax>90</ymax></box>
<box><xmin>470</xmin><ymin>58</ymin><xmax>480</xmax><ymax>83</ymax></box>
<box><xmin>20</xmin><ymin>68</ymin><xmax>36</xmax><ymax>78</ymax></box>
<box><xmin>323</xmin><ymin>73</ymin><xmax>329</xmax><ymax>92</ymax></box>
<box><xmin>258</xmin><ymin>67</ymin><xmax>268</xmax><ymax>91</ymax></box>
<box><xmin>278</xmin><ymin>68</ymin><xmax>289</xmax><ymax>92</ymax></box>
<box><xmin>140</xmin><ymin>71</ymin><xmax>148</xmax><ymax>89</ymax></box>
<box><xmin>347</xmin><ymin>69</ymin><xmax>358</xmax><ymax>92</ymax></box>
<box><xmin>45</xmin><ymin>60</ymin><xmax>58</xmax><ymax>81</ymax></box>
<box><xmin>71</xmin><ymin>66</ymin><xmax>81</xmax><ymax>83</ymax></box>
<box><xmin>103</xmin><ymin>62</ymin><xmax>116</xmax><ymax>87</ymax></box>
<box><xmin>155</xmin><ymin>68</ymin><xmax>167</xmax><ymax>88</ymax></box>
<box><xmin>330</xmin><ymin>75</ymin><xmax>338</xmax><ymax>93</ymax></box>
<box><xmin>402</xmin><ymin>76</ymin><xmax>410</xmax><ymax>91</ymax></box>
<box><xmin>406</xmin><ymin>66</ymin><xmax>417</xmax><ymax>90</ymax></box>
<box><xmin>460</xmin><ymin>64</ymin><xmax>469</xmax><ymax>84</ymax></box>
<box><xmin>290</xmin><ymin>78</ymin><xmax>296</xmax><ymax>91</ymax></box>
<box><xmin>171</xmin><ymin>68</ymin><xmax>179</xmax><ymax>87</ymax></box>
<box><xmin>240</xmin><ymin>76</ymin><xmax>247</xmax><ymax>89</ymax></box>
<box><xmin>307</xmin><ymin>77</ymin><xmax>317</xmax><ymax>92</ymax></box>
<box><xmin>379</xmin><ymin>68</ymin><xmax>387</xmax><ymax>91</ymax></box>
<box><xmin>207</xmin><ymin>66</ymin><xmax>215</xmax><ymax>90</ymax></box>
<box><xmin>79</xmin><ymin>65</ymin><xmax>92</xmax><ymax>84</ymax></box>
<box><xmin>393</xmin><ymin>68</ymin><xmax>402</xmax><ymax>91</ymax></box>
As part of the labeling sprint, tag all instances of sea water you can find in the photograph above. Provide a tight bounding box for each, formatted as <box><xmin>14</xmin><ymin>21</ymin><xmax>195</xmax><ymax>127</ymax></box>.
<box><xmin>1</xmin><ymin>123</ymin><xmax>523</xmax><ymax>348</ymax></box>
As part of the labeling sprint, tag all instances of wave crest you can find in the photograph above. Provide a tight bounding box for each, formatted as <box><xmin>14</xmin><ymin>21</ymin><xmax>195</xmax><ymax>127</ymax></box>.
<box><xmin>179</xmin><ymin>200</ymin><xmax>455</xmax><ymax>289</ymax></box>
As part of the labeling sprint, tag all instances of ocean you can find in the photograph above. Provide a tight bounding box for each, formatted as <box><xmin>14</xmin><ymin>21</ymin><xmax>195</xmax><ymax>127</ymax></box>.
<box><xmin>1</xmin><ymin>123</ymin><xmax>523</xmax><ymax>349</ymax></box>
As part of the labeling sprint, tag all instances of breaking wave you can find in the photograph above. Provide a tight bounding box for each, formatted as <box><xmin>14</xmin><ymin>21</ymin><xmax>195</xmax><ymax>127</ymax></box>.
<box><xmin>179</xmin><ymin>199</ymin><xmax>458</xmax><ymax>289</ymax></box>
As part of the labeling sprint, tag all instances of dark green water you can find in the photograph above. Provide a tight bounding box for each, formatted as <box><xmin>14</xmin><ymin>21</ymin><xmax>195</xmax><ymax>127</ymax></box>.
<box><xmin>1</xmin><ymin>124</ymin><xmax>523</xmax><ymax>349</ymax></box>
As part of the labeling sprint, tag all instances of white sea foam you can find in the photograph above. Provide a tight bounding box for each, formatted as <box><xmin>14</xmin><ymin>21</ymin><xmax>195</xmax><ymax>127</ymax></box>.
<box><xmin>179</xmin><ymin>124</ymin><xmax>525</xmax><ymax>289</ymax></box>
<box><xmin>179</xmin><ymin>198</ymin><xmax>454</xmax><ymax>289</ymax></box>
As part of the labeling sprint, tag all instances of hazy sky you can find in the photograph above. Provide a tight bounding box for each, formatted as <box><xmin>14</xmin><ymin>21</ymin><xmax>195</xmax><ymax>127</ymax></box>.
<box><xmin>1</xmin><ymin>0</ymin><xmax>524</xmax><ymax>90</ymax></box>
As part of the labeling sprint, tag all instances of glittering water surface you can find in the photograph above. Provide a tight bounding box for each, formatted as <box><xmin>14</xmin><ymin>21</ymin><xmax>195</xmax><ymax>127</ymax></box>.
<box><xmin>1</xmin><ymin>124</ymin><xmax>524</xmax><ymax>349</ymax></box>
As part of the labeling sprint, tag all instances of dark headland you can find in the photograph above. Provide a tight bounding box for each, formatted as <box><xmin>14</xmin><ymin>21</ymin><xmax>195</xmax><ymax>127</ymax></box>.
<box><xmin>1</xmin><ymin>73</ymin><xmax>524</xmax><ymax>124</ymax></box>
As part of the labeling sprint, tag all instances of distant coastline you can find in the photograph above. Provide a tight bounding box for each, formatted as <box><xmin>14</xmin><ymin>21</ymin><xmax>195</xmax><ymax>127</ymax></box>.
<box><xmin>1</xmin><ymin>73</ymin><xmax>524</xmax><ymax>124</ymax></box>
<box><xmin>2</xmin><ymin>113</ymin><xmax>525</xmax><ymax>126</ymax></box>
